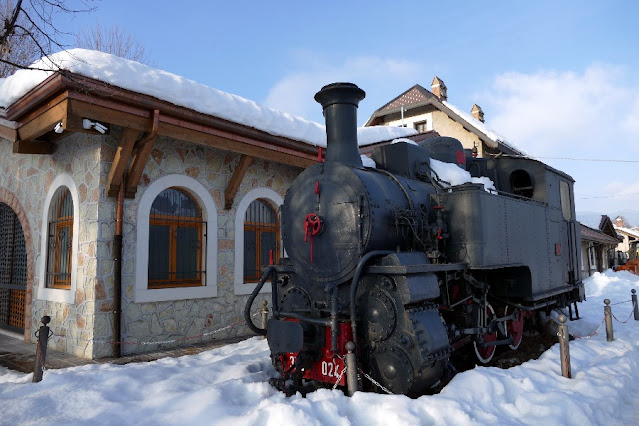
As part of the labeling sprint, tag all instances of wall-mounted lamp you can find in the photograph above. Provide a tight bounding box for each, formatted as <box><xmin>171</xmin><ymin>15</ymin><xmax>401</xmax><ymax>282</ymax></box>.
<box><xmin>82</xmin><ymin>118</ymin><xmax>108</xmax><ymax>134</ymax></box>
<box><xmin>54</xmin><ymin>122</ymin><xmax>64</xmax><ymax>134</ymax></box>
<box><xmin>472</xmin><ymin>142</ymin><xmax>478</xmax><ymax>158</ymax></box>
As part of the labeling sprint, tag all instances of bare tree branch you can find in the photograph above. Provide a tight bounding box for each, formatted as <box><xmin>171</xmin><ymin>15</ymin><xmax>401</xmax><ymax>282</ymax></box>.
<box><xmin>76</xmin><ymin>22</ymin><xmax>156</xmax><ymax>66</ymax></box>
<box><xmin>0</xmin><ymin>0</ymin><xmax>94</xmax><ymax>77</ymax></box>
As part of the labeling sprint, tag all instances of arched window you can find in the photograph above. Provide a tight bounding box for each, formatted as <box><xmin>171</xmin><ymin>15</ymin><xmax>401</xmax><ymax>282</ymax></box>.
<box><xmin>0</xmin><ymin>203</ymin><xmax>27</xmax><ymax>332</ymax></box>
<box><xmin>148</xmin><ymin>187</ymin><xmax>206</xmax><ymax>288</ymax></box>
<box><xmin>243</xmin><ymin>199</ymin><xmax>279</xmax><ymax>282</ymax></box>
<box><xmin>45</xmin><ymin>187</ymin><xmax>73</xmax><ymax>289</ymax></box>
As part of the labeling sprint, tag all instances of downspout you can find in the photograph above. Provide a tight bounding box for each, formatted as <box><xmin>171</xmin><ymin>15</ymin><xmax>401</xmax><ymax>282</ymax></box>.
<box><xmin>113</xmin><ymin>178</ymin><xmax>124</xmax><ymax>357</ymax></box>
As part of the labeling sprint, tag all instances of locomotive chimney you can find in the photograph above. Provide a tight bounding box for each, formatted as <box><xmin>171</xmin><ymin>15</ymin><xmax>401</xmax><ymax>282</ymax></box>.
<box><xmin>315</xmin><ymin>82</ymin><xmax>366</xmax><ymax>167</ymax></box>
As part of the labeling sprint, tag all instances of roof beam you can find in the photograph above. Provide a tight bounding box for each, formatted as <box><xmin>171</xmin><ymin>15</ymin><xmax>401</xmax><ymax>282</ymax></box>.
<box><xmin>16</xmin><ymin>99</ymin><xmax>67</xmax><ymax>144</ymax></box>
<box><xmin>125</xmin><ymin>110</ymin><xmax>160</xmax><ymax>198</ymax></box>
<box><xmin>224</xmin><ymin>155</ymin><xmax>254</xmax><ymax>210</ymax></box>
<box><xmin>0</xmin><ymin>120</ymin><xmax>17</xmax><ymax>142</ymax></box>
<box><xmin>12</xmin><ymin>139</ymin><xmax>54</xmax><ymax>154</ymax></box>
<box><xmin>106</xmin><ymin>127</ymin><xmax>140</xmax><ymax>198</ymax></box>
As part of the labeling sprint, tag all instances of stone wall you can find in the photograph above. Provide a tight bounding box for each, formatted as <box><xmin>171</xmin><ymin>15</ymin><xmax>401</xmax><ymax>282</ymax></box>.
<box><xmin>0</xmin><ymin>133</ymin><xmax>105</xmax><ymax>358</ymax></box>
<box><xmin>95</xmin><ymin>130</ymin><xmax>301</xmax><ymax>358</ymax></box>
<box><xmin>2</xmin><ymin>128</ymin><xmax>303</xmax><ymax>359</ymax></box>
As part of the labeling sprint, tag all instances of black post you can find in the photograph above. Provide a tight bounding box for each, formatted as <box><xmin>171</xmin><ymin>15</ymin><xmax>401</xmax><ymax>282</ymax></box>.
<box><xmin>632</xmin><ymin>289</ymin><xmax>639</xmax><ymax>321</ymax></box>
<box><xmin>32</xmin><ymin>315</ymin><xmax>51</xmax><ymax>383</ymax></box>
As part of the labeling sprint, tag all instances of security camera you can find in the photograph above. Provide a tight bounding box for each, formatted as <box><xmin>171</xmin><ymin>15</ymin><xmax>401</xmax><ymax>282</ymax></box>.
<box><xmin>54</xmin><ymin>122</ymin><xmax>64</xmax><ymax>134</ymax></box>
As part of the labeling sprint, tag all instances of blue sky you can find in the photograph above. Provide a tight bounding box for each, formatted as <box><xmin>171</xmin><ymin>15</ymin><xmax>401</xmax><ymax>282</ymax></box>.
<box><xmin>60</xmin><ymin>0</ymin><xmax>639</xmax><ymax>219</ymax></box>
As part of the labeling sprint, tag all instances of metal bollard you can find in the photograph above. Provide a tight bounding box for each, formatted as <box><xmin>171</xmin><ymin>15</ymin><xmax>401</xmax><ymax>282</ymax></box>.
<box><xmin>632</xmin><ymin>290</ymin><xmax>639</xmax><ymax>321</ymax></box>
<box><xmin>260</xmin><ymin>300</ymin><xmax>268</xmax><ymax>339</ymax></box>
<box><xmin>604</xmin><ymin>299</ymin><xmax>614</xmax><ymax>341</ymax></box>
<box><xmin>345</xmin><ymin>341</ymin><xmax>359</xmax><ymax>396</ymax></box>
<box><xmin>557</xmin><ymin>314</ymin><xmax>572</xmax><ymax>379</ymax></box>
<box><xmin>33</xmin><ymin>315</ymin><xmax>51</xmax><ymax>383</ymax></box>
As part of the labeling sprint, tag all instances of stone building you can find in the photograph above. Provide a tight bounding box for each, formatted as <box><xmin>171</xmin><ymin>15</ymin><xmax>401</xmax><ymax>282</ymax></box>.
<box><xmin>364</xmin><ymin>76</ymin><xmax>522</xmax><ymax>158</ymax></box>
<box><xmin>0</xmin><ymin>50</ymin><xmax>413</xmax><ymax>358</ymax></box>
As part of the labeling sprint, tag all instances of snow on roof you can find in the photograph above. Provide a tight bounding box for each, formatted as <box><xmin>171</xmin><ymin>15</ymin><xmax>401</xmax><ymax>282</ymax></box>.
<box><xmin>0</xmin><ymin>49</ymin><xmax>416</xmax><ymax>147</ymax></box>
<box><xmin>614</xmin><ymin>225</ymin><xmax>639</xmax><ymax>239</ymax></box>
<box><xmin>442</xmin><ymin>100</ymin><xmax>527</xmax><ymax>156</ymax></box>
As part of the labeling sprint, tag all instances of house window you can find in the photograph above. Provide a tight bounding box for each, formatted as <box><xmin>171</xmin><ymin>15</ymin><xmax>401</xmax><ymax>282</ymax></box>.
<box><xmin>243</xmin><ymin>199</ymin><xmax>279</xmax><ymax>282</ymax></box>
<box><xmin>148</xmin><ymin>187</ymin><xmax>206</xmax><ymax>288</ymax></box>
<box><xmin>45</xmin><ymin>187</ymin><xmax>73</xmax><ymax>289</ymax></box>
<box><xmin>414</xmin><ymin>120</ymin><xmax>427</xmax><ymax>133</ymax></box>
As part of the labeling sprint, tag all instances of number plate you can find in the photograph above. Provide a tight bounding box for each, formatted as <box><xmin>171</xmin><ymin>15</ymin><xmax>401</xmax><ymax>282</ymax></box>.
<box><xmin>284</xmin><ymin>353</ymin><xmax>346</xmax><ymax>386</ymax></box>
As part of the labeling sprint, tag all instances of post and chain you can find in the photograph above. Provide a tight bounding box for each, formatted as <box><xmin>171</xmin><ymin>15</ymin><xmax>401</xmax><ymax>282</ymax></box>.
<box><xmin>344</xmin><ymin>341</ymin><xmax>359</xmax><ymax>396</ymax></box>
<box><xmin>632</xmin><ymin>289</ymin><xmax>639</xmax><ymax>321</ymax></box>
<box><xmin>557</xmin><ymin>314</ymin><xmax>571</xmax><ymax>379</ymax></box>
<box><xmin>33</xmin><ymin>315</ymin><xmax>51</xmax><ymax>383</ymax></box>
<box><xmin>604</xmin><ymin>299</ymin><xmax>614</xmax><ymax>342</ymax></box>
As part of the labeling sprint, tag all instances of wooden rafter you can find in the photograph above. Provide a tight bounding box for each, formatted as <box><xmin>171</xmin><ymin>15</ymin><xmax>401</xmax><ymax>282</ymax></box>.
<box><xmin>12</xmin><ymin>99</ymin><xmax>67</xmax><ymax>154</ymax></box>
<box><xmin>126</xmin><ymin>110</ymin><xmax>160</xmax><ymax>198</ymax></box>
<box><xmin>106</xmin><ymin>128</ymin><xmax>140</xmax><ymax>198</ymax></box>
<box><xmin>225</xmin><ymin>155</ymin><xmax>254</xmax><ymax>210</ymax></box>
<box><xmin>12</xmin><ymin>140</ymin><xmax>54</xmax><ymax>154</ymax></box>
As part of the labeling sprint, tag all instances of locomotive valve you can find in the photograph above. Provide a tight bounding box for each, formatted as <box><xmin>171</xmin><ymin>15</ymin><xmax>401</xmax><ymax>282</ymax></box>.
<box><xmin>303</xmin><ymin>213</ymin><xmax>322</xmax><ymax>262</ymax></box>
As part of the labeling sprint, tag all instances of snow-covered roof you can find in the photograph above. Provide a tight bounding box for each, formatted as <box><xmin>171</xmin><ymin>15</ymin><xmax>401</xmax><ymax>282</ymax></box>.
<box><xmin>614</xmin><ymin>226</ymin><xmax>639</xmax><ymax>239</ymax></box>
<box><xmin>0</xmin><ymin>49</ymin><xmax>416</xmax><ymax>147</ymax></box>
<box><xmin>442</xmin><ymin>100</ymin><xmax>526</xmax><ymax>155</ymax></box>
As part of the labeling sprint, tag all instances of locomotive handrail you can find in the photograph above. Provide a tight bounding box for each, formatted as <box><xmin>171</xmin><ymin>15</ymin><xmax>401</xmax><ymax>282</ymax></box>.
<box><xmin>349</xmin><ymin>250</ymin><xmax>394</xmax><ymax>349</ymax></box>
<box><xmin>365</xmin><ymin>263</ymin><xmax>469</xmax><ymax>274</ymax></box>
<box><xmin>243</xmin><ymin>266</ymin><xmax>276</xmax><ymax>336</ymax></box>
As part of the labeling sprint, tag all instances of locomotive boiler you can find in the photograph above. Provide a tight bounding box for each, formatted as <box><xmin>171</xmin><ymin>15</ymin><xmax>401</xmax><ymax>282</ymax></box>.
<box><xmin>244</xmin><ymin>82</ymin><xmax>584</xmax><ymax>396</ymax></box>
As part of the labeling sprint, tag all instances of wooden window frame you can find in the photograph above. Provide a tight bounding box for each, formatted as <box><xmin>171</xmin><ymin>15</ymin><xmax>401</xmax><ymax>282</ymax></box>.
<box><xmin>148</xmin><ymin>188</ymin><xmax>205</xmax><ymax>289</ymax></box>
<box><xmin>46</xmin><ymin>189</ymin><xmax>73</xmax><ymax>290</ymax></box>
<box><xmin>243</xmin><ymin>200</ymin><xmax>280</xmax><ymax>283</ymax></box>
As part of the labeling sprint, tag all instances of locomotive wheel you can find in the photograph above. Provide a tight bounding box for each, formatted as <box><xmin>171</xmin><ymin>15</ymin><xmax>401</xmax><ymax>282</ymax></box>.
<box><xmin>473</xmin><ymin>303</ymin><xmax>497</xmax><ymax>364</ymax></box>
<box><xmin>505</xmin><ymin>306</ymin><xmax>524</xmax><ymax>350</ymax></box>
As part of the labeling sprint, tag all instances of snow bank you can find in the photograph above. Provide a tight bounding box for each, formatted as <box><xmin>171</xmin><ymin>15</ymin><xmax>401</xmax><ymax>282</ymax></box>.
<box><xmin>2</xmin><ymin>271</ymin><xmax>639</xmax><ymax>425</ymax></box>
<box><xmin>0</xmin><ymin>49</ymin><xmax>417</xmax><ymax>147</ymax></box>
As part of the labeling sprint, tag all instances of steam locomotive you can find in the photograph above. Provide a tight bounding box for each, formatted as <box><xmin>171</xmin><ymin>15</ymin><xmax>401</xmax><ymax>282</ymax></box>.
<box><xmin>244</xmin><ymin>82</ymin><xmax>584</xmax><ymax>396</ymax></box>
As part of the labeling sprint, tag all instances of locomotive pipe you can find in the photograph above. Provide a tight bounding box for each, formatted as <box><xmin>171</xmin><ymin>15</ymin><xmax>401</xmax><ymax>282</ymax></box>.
<box><xmin>349</xmin><ymin>250</ymin><xmax>393</xmax><ymax>349</ymax></box>
<box><xmin>314</xmin><ymin>82</ymin><xmax>366</xmax><ymax>167</ymax></box>
<box><xmin>243</xmin><ymin>266</ymin><xmax>276</xmax><ymax>336</ymax></box>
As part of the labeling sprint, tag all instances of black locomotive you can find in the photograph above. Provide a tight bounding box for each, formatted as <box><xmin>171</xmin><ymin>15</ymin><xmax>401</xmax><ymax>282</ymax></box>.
<box><xmin>244</xmin><ymin>82</ymin><xmax>584</xmax><ymax>396</ymax></box>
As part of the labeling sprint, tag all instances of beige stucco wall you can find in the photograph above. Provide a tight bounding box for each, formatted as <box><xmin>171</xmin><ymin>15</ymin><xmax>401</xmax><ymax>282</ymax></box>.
<box><xmin>382</xmin><ymin>110</ymin><xmax>485</xmax><ymax>157</ymax></box>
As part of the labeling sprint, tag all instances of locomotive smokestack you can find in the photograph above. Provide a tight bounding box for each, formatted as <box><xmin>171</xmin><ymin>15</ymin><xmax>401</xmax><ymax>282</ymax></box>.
<box><xmin>314</xmin><ymin>82</ymin><xmax>366</xmax><ymax>167</ymax></box>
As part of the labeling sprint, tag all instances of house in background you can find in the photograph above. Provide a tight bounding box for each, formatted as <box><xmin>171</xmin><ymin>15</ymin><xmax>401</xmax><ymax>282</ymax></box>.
<box><xmin>580</xmin><ymin>216</ymin><xmax>622</xmax><ymax>277</ymax></box>
<box><xmin>614</xmin><ymin>216</ymin><xmax>639</xmax><ymax>261</ymax></box>
<box><xmin>364</xmin><ymin>76</ymin><xmax>523</xmax><ymax>158</ymax></box>
<box><xmin>0</xmin><ymin>50</ymin><xmax>414</xmax><ymax>359</ymax></box>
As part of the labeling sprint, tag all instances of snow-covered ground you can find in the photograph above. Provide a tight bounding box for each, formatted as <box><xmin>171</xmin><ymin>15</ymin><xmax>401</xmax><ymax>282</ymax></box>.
<box><xmin>2</xmin><ymin>271</ymin><xmax>639</xmax><ymax>425</ymax></box>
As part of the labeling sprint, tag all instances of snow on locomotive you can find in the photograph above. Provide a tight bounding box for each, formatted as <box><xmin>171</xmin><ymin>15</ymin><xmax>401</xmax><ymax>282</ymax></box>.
<box><xmin>244</xmin><ymin>82</ymin><xmax>584</xmax><ymax>396</ymax></box>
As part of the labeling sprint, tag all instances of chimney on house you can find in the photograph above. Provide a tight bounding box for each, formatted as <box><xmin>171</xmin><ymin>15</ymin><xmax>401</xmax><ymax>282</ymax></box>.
<box><xmin>431</xmin><ymin>76</ymin><xmax>447</xmax><ymax>101</ymax></box>
<box><xmin>616</xmin><ymin>216</ymin><xmax>624</xmax><ymax>227</ymax></box>
<box><xmin>471</xmin><ymin>104</ymin><xmax>485</xmax><ymax>123</ymax></box>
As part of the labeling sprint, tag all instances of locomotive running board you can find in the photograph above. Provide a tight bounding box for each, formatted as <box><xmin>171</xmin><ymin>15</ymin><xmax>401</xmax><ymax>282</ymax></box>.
<box><xmin>365</xmin><ymin>263</ymin><xmax>468</xmax><ymax>274</ymax></box>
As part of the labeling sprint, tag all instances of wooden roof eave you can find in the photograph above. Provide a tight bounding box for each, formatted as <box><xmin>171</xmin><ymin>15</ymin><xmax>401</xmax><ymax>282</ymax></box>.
<box><xmin>5</xmin><ymin>72</ymin><xmax>320</xmax><ymax>168</ymax></box>
<box><xmin>0</xmin><ymin>116</ymin><xmax>18</xmax><ymax>141</ymax></box>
